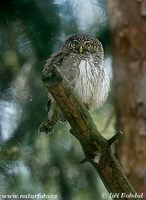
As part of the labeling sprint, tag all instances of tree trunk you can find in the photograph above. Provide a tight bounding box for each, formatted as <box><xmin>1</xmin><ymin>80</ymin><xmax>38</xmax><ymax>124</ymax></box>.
<box><xmin>108</xmin><ymin>0</ymin><xmax>146</xmax><ymax>197</ymax></box>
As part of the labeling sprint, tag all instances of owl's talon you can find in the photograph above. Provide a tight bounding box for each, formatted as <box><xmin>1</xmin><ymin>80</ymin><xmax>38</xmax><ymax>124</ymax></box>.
<box><xmin>59</xmin><ymin>117</ymin><xmax>67</xmax><ymax>124</ymax></box>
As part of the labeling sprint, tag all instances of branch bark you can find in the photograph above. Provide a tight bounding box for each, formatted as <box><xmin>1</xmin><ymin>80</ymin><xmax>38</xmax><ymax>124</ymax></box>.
<box><xmin>42</xmin><ymin>66</ymin><xmax>137</xmax><ymax>199</ymax></box>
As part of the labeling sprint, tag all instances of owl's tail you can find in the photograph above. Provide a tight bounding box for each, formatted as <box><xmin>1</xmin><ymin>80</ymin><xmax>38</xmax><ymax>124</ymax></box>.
<box><xmin>38</xmin><ymin>119</ymin><xmax>56</xmax><ymax>134</ymax></box>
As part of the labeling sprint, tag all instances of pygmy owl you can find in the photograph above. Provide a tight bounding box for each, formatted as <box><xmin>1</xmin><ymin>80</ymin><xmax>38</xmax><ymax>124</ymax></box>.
<box><xmin>38</xmin><ymin>33</ymin><xmax>110</xmax><ymax>133</ymax></box>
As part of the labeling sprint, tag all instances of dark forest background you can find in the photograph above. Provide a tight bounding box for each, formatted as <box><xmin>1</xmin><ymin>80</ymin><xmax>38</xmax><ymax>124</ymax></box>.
<box><xmin>0</xmin><ymin>1</ymin><xmax>113</xmax><ymax>199</ymax></box>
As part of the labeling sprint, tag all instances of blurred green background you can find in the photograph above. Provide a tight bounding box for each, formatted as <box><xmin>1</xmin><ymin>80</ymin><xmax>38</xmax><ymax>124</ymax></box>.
<box><xmin>0</xmin><ymin>0</ymin><xmax>114</xmax><ymax>199</ymax></box>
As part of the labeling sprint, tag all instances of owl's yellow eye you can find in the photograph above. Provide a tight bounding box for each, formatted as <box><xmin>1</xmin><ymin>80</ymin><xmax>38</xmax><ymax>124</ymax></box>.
<box><xmin>85</xmin><ymin>42</ymin><xmax>92</xmax><ymax>49</ymax></box>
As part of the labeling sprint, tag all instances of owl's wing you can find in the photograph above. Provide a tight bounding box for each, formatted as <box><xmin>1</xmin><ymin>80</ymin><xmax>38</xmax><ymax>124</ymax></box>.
<box><xmin>58</xmin><ymin>53</ymin><xmax>80</xmax><ymax>85</ymax></box>
<box><xmin>42</xmin><ymin>50</ymin><xmax>71</xmax><ymax>112</ymax></box>
<box><xmin>39</xmin><ymin>50</ymin><xmax>78</xmax><ymax>133</ymax></box>
<box><xmin>42</xmin><ymin>51</ymin><xmax>80</xmax><ymax>86</ymax></box>
<box><xmin>42</xmin><ymin>51</ymin><xmax>70</xmax><ymax>80</ymax></box>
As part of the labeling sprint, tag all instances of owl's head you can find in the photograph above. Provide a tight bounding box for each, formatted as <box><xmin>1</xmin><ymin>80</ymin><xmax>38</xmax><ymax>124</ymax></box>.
<box><xmin>61</xmin><ymin>33</ymin><xmax>104</xmax><ymax>56</ymax></box>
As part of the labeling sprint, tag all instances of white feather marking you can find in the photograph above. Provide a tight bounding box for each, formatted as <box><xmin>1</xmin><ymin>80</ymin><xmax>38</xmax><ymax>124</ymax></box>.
<box><xmin>74</xmin><ymin>56</ymin><xmax>110</xmax><ymax>111</ymax></box>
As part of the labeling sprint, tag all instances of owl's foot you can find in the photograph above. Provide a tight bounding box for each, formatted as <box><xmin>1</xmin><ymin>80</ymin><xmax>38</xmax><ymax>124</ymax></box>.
<box><xmin>38</xmin><ymin>120</ymin><xmax>54</xmax><ymax>134</ymax></box>
<box><xmin>59</xmin><ymin>116</ymin><xmax>67</xmax><ymax>124</ymax></box>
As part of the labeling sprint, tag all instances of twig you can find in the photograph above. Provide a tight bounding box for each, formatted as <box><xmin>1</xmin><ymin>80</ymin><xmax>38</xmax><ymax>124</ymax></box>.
<box><xmin>108</xmin><ymin>131</ymin><xmax>123</xmax><ymax>146</ymax></box>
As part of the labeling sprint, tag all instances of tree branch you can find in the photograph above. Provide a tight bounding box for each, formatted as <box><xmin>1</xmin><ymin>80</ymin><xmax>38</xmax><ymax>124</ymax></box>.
<box><xmin>43</xmin><ymin>66</ymin><xmax>137</xmax><ymax>199</ymax></box>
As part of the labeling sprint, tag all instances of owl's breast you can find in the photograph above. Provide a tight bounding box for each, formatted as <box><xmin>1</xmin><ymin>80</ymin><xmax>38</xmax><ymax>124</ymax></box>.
<box><xmin>74</xmin><ymin>56</ymin><xmax>110</xmax><ymax>111</ymax></box>
<box><xmin>60</xmin><ymin>54</ymin><xmax>110</xmax><ymax>111</ymax></box>
<box><xmin>74</xmin><ymin>57</ymin><xmax>98</xmax><ymax>108</ymax></box>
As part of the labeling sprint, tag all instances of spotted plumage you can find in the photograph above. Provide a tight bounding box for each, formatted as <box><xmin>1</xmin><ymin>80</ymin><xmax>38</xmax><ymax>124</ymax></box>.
<box><xmin>39</xmin><ymin>33</ymin><xmax>110</xmax><ymax>134</ymax></box>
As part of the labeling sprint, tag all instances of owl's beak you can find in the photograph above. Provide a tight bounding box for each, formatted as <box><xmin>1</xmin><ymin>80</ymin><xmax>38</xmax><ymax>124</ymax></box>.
<box><xmin>79</xmin><ymin>46</ymin><xmax>83</xmax><ymax>54</ymax></box>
